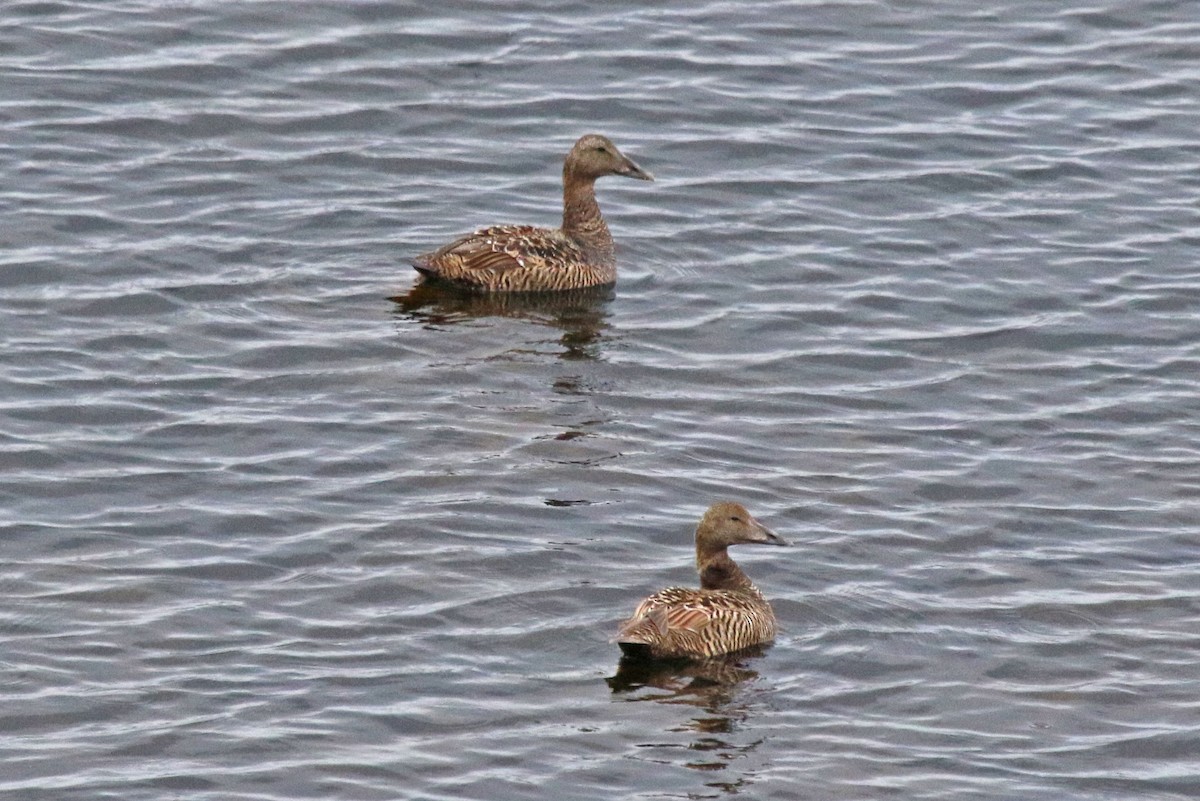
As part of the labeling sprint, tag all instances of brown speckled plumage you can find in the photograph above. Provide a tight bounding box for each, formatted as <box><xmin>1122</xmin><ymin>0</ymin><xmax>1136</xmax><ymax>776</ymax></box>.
<box><xmin>616</xmin><ymin>502</ymin><xmax>789</xmax><ymax>660</ymax></box>
<box><xmin>412</xmin><ymin>134</ymin><xmax>653</xmax><ymax>292</ymax></box>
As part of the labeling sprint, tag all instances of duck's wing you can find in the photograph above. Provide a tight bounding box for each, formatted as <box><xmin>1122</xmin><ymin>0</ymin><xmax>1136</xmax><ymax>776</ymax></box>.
<box><xmin>616</xmin><ymin>588</ymin><xmax>722</xmax><ymax>642</ymax></box>
<box><xmin>413</xmin><ymin>225</ymin><xmax>584</xmax><ymax>282</ymax></box>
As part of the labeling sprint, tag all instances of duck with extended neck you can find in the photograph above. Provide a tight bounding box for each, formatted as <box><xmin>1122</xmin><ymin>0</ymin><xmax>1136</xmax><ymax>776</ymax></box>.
<box><xmin>411</xmin><ymin>134</ymin><xmax>653</xmax><ymax>292</ymax></box>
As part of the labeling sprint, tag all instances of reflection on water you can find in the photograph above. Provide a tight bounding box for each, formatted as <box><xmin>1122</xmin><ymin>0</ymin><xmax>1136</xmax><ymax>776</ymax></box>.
<box><xmin>391</xmin><ymin>281</ymin><xmax>615</xmax><ymax>361</ymax></box>
<box><xmin>392</xmin><ymin>280</ymin><xmax>621</xmax><ymax>508</ymax></box>
<box><xmin>607</xmin><ymin>646</ymin><xmax>769</xmax><ymax>700</ymax></box>
<box><xmin>608</xmin><ymin>647</ymin><xmax>771</xmax><ymax>794</ymax></box>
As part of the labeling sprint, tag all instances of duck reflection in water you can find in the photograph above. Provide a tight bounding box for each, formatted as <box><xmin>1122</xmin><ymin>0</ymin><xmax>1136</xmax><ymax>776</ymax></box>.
<box><xmin>607</xmin><ymin>645</ymin><xmax>771</xmax><ymax>790</ymax></box>
<box><xmin>391</xmin><ymin>282</ymin><xmax>614</xmax><ymax>362</ymax></box>
<box><xmin>607</xmin><ymin>643</ymin><xmax>768</xmax><ymax>700</ymax></box>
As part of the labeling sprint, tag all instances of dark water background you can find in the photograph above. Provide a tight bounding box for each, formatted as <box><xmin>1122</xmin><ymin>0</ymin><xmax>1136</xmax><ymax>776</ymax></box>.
<box><xmin>3</xmin><ymin>1</ymin><xmax>1198</xmax><ymax>798</ymax></box>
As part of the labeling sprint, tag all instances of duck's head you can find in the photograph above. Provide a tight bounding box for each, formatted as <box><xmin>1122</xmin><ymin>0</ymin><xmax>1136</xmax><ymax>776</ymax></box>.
<box><xmin>696</xmin><ymin>502</ymin><xmax>788</xmax><ymax>551</ymax></box>
<box><xmin>565</xmin><ymin>134</ymin><xmax>654</xmax><ymax>182</ymax></box>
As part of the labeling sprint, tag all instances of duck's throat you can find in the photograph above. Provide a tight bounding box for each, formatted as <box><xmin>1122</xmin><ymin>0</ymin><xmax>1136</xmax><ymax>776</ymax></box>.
<box><xmin>697</xmin><ymin>550</ymin><xmax>757</xmax><ymax>593</ymax></box>
<box><xmin>562</xmin><ymin>177</ymin><xmax>614</xmax><ymax>264</ymax></box>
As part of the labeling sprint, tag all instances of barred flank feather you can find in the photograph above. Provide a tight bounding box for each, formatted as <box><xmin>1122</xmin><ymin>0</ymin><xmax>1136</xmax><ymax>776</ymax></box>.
<box><xmin>616</xmin><ymin>502</ymin><xmax>789</xmax><ymax>660</ymax></box>
<box><xmin>616</xmin><ymin>585</ymin><xmax>778</xmax><ymax>659</ymax></box>
<box><xmin>411</xmin><ymin>134</ymin><xmax>653</xmax><ymax>292</ymax></box>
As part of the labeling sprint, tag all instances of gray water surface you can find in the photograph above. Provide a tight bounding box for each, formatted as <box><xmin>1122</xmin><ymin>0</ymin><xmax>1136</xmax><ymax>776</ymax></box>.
<box><xmin>3</xmin><ymin>1</ymin><xmax>1199</xmax><ymax>799</ymax></box>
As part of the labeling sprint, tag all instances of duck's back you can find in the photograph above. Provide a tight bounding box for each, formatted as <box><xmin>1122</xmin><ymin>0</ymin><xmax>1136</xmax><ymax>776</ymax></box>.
<box><xmin>616</xmin><ymin>586</ymin><xmax>778</xmax><ymax>659</ymax></box>
<box><xmin>412</xmin><ymin>224</ymin><xmax>614</xmax><ymax>292</ymax></box>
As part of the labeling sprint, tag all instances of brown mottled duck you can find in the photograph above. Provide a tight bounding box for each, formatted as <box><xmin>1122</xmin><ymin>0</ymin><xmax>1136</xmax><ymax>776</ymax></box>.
<box><xmin>411</xmin><ymin>134</ymin><xmax>653</xmax><ymax>292</ymax></box>
<box><xmin>616</xmin><ymin>502</ymin><xmax>788</xmax><ymax>660</ymax></box>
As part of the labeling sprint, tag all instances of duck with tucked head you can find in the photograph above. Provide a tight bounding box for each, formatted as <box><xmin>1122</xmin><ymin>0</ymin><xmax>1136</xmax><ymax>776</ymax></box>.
<box><xmin>616</xmin><ymin>502</ymin><xmax>789</xmax><ymax>660</ymax></box>
<box><xmin>411</xmin><ymin>134</ymin><xmax>653</xmax><ymax>292</ymax></box>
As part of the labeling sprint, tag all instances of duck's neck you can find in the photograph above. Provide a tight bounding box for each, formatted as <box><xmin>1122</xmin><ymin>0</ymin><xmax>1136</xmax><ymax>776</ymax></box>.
<box><xmin>561</xmin><ymin>169</ymin><xmax>614</xmax><ymax>265</ymax></box>
<box><xmin>697</xmin><ymin>548</ymin><xmax>760</xmax><ymax>594</ymax></box>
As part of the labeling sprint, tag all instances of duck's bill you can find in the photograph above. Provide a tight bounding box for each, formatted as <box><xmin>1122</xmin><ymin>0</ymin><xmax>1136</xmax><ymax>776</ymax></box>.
<box><xmin>752</xmin><ymin>518</ymin><xmax>789</xmax><ymax>546</ymax></box>
<box><xmin>617</xmin><ymin>157</ymin><xmax>654</xmax><ymax>181</ymax></box>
